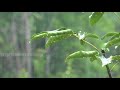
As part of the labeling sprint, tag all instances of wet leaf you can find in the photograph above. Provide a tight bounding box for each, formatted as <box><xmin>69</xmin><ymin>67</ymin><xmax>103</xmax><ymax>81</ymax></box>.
<box><xmin>66</xmin><ymin>51</ymin><xmax>99</xmax><ymax>62</ymax></box>
<box><xmin>89</xmin><ymin>12</ymin><xmax>104</xmax><ymax>26</ymax></box>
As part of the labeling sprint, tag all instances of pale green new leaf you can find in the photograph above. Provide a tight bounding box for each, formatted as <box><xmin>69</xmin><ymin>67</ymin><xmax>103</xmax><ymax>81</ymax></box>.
<box><xmin>66</xmin><ymin>51</ymin><xmax>99</xmax><ymax>62</ymax></box>
<box><xmin>101</xmin><ymin>32</ymin><xmax>118</xmax><ymax>40</ymax></box>
<box><xmin>89</xmin><ymin>12</ymin><xmax>104</xmax><ymax>26</ymax></box>
<box><xmin>105</xmin><ymin>37</ymin><xmax>120</xmax><ymax>48</ymax></box>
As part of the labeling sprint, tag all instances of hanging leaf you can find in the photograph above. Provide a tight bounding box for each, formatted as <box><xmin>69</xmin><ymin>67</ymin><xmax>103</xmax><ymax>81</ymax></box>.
<box><xmin>31</xmin><ymin>29</ymin><xmax>74</xmax><ymax>41</ymax></box>
<box><xmin>111</xmin><ymin>55</ymin><xmax>120</xmax><ymax>60</ymax></box>
<box><xmin>101</xmin><ymin>32</ymin><xmax>118</xmax><ymax>40</ymax></box>
<box><xmin>89</xmin><ymin>12</ymin><xmax>104</xmax><ymax>26</ymax></box>
<box><xmin>99</xmin><ymin>56</ymin><xmax>112</xmax><ymax>67</ymax></box>
<box><xmin>85</xmin><ymin>33</ymin><xmax>99</xmax><ymax>39</ymax></box>
<box><xmin>66</xmin><ymin>51</ymin><xmax>99</xmax><ymax>62</ymax></box>
<box><xmin>90</xmin><ymin>56</ymin><xmax>98</xmax><ymax>62</ymax></box>
<box><xmin>105</xmin><ymin>37</ymin><xmax>120</xmax><ymax>48</ymax></box>
<box><xmin>45</xmin><ymin>34</ymin><xmax>74</xmax><ymax>48</ymax></box>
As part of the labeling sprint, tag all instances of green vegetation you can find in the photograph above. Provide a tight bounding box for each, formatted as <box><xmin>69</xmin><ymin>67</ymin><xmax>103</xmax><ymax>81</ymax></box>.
<box><xmin>0</xmin><ymin>12</ymin><xmax>120</xmax><ymax>78</ymax></box>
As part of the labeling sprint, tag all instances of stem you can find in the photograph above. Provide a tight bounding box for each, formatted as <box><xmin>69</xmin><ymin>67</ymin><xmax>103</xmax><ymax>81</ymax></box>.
<box><xmin>105</xmin><ymin>65</ymin><xmax>112</xmax><ymax>78</ymax></box>
<box><xmin>82</xmin><ymin>39</ymin><xmax>100</xmax><ymax>53</ymax></box>
<box><xmin>76</xmin><ymin>35</ymin><xmax>112</xmax><ymax>78</ymax></box>
<box><xmin>74</xmin><ymin>34</ymin><xmax>99</xmax><ymax>52</ymax></box>
<box><xmin>82</xmin><ymin>39</ymin><xmax>112</xmax><ymax>78</ymax></box>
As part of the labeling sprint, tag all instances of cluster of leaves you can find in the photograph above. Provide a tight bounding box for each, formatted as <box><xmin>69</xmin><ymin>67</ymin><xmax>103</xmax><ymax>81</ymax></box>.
<box><xmin>31</xmin><ymin>27</ymin><xmax>101</xmax><ymax>65</ymax></box>
<box><xmin>102</xmin><ymin>32</ymin><xmax>120</xmax><ymax>48</ymax></box>
<box><xmin>89</xmin><ymin>12</ymin><xmax>120</xmax><ymax>66</ymax></box>
<box><xmin>31</xmin><ymin>12</ymin><xmax>120</xmax><ymax>69</ymax></box>
<box><xmin>31</xmin><ymin>28</ymin><xmax>75</xmax><ymax>48</ymax></box>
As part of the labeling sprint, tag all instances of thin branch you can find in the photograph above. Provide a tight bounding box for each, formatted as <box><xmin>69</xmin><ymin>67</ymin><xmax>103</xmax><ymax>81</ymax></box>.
<box><xmin>106</xmin><ymin>65</ymin><xmax>112</xmax><ymax>78</ymax></box>
<box><xmin>82</xmin><ymin>39</ymin><xmax>112</xmax><ymax>78</ymax></box>
<box><xmin>76</xmin><ymin>33</ymin><xmax>112</xmax><ymax>78</ymax></box>
<box><xmin>82</xmin><ymin>39</ymin><xmax>100</xmax><ymax>53</ymax></box>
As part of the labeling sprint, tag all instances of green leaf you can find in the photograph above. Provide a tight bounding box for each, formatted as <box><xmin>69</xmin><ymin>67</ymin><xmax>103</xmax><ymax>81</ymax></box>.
<box><xmin>31</xmin><ymin>32</ymin><xmax>48</xmax><ymax>41</ymax></box>
<box><xmin>111</xmin><ymin>55</ymin><xmax>120</xmax><ymax>60</ymax></box>
<box><xmin>89</xmin><ymin>12</ymin><xmax>104</xmax><ymax>26</ymax></box>
<box><xmin>110</xmin><ymin>33</ymin><xmax>120</xmax><ymax>40</ymax></box>
<box><xmin>85</xmin><ymin>33</ymin><xmax>99</xmax><ymax>39</ymax></box>
<box><xmin>46</xmin><ymin>29</ymin><xmax>73</xmax><ymax>36</ymax></box>
<box><xmin>45</xmin><ymin>34</ymin><xmax>74</xmax><ymax>48</ymax></box>
<box><xmin>31</xmin><ymin>29</ymin><xmax>73</xmax><ymax>41</ymax></box>
<box><xmin>101</xmin><ymin>32</ymin><xmax>118</xmax><ymax>40</ymax></box>
<box><xmin>56</xmin><ymin>27</ymin><xmax>67</xmax><ymax>31</ymax></box>
<box><xmin>90</xmin><ymin>56</ymin><xmax>98</xmax><ymax>62</ymax></box>
<box><xmin>66</xmin><ymin>51</ymin><xmax>99</xmax><ymax>62</ymax></box>
<box><xmin>105</xmin><ymin>37</ymin><xmax>120</xmax><ymax>48</ymax></box>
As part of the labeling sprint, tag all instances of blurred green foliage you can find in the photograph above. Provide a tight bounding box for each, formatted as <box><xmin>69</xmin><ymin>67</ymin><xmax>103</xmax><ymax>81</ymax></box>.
<box><xmin>0</xmin><ymin>12</ymin><xmax>120</xmax><ymax>78</ymax></box>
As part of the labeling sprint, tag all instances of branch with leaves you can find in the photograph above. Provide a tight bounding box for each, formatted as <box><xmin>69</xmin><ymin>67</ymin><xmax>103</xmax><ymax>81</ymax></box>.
<box><xmin>30</xmin><ymin>12</ymin><xmax>120</xmax><ymax>78</ymax></box>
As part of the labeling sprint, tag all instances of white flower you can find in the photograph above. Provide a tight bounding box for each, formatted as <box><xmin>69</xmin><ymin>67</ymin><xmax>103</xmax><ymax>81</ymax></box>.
<box><xmin>78</xmin><ymin>31</ymin><xmax>85</xmax><ymax>40</ymax></box>
<box><xmin>99</xmin><ymin>56</ymin><xmax>112</xmax><ymax>67</ymax></box>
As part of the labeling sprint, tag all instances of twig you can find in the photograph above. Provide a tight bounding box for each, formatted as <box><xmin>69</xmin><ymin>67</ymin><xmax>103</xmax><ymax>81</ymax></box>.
<box><xmin>77</xmin><ymin>35</ymin><xmax>112</xmax><ymax>78</ymax></box>
<box><xmin>82</xmin><ymin>39</ymin><xmax>100</xmax><ymax>53</ymax></box>
<box><xmin>105</xmin><ymin>65</ymin><xmax>112</xmax><ymax>78</ymax></box>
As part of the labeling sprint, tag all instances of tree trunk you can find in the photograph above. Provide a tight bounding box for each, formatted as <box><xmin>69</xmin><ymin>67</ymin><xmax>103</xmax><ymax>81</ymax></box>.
<box><xmin>11</xmin><ymin>13</ymin><xmax>21</xmax><ymax>76</ymax></box>
<box><xmin>22</xmin><ymin>12</ymin><xmax>32</xmax><ymax>77</ymax></box>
